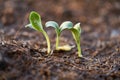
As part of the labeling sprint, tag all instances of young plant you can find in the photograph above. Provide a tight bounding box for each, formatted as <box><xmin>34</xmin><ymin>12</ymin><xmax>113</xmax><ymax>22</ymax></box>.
<box><xmin>70</xmin><ymin>23</ymin><xmax>82</xmax><ymax>57</ymax></box>
<box><xmin>25</xmin><ymin>11</ymin><xmax>51</xmax><ymax>54</ymax></box>
<box><xmin>60</xmin><ymin>21</ymin><xmax>82</xmax><ymax>57</ymax></box>
<box><xmin>45</xmin><ymin>21</ymin><xmax>74</xmax><ymax>51</ymax></box>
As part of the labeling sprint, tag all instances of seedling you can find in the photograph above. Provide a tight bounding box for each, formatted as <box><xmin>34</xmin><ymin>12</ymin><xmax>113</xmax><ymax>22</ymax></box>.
<box><xmin>25</xmin><ymin>11</ymin><xmax>51</xmax><ymax>54</ymax></box>
<box><xmin>70</xmin><ymin>23</ymin><xmax>82</xmax><ymax>57</ymax></box>
<box><xmin>45</xmin><ymin>21</ymin><xmax>60</xmax><ymax>50</ymax></box>
<box><xmin>45</xmin><ymin>21</ymin><xmax>74</xmax><ymax>51</ymax></box>
<box><xmin>60</xmin><ymin>21</ymin><xmax>82</xmax><ymax>57</ymax></box>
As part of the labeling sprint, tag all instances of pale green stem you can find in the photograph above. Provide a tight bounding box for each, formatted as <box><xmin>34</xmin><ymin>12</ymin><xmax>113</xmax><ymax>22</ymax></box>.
<box><xmin>42</xmin><ymin>30</ymin><xmax>51</xmax><ymax>54</ymax></box>
<box><xmin>56</xmin><ymin>33</ymin><xmax>60</xmax><ymax>50</ymax></box>
<box><xmin>72</xmin><ymin>32</ymin><xmax>82</xmax><ymax>57</ymax></box>
<box><xmin>76</xmin><ymin>39</ymin><xmax>82</xmax><ymax>57</ymax></box>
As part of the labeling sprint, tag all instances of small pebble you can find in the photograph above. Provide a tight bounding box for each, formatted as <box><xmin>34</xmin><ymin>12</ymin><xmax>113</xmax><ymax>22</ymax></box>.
<box><xmin>75</xmin><ymin>59</ymin><xmax>80</xmax><ymax>64</ymax></box>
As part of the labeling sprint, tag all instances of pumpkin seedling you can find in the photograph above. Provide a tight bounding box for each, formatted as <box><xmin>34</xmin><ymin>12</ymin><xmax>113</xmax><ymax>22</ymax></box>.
<box><xmin>59</xmin><ymin>21</ymin><xmax>82</xmax><ymax>57</ymax></box>
<box><xmin>70</xmin><ymin>23</ymin><xmax>82</xmax><ymax>57</ymax></box>
<box><xmin>45</xmin><ymin>21</ymin><xmax>74</xmax><ymax>51</ymax></box>
<box><xmin>25</xmin><ymin>11</ymin><xmax>51</xmax><ymax>54</ymax></box>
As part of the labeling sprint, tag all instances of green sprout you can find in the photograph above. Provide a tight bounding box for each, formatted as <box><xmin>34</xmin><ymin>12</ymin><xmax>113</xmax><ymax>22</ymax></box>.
<box><xmin>45</xmin><ymin>21</ymin><xmax>73</xmax><ymax>51</ymax></box>
<box><xmin>70</xmin><ymin>23</ymin><xmax>82</xmax><ymax>57</ymax></box>
<box><xmin>45</xmin><ymin>21</ymin><xmax>60</xmax><ymax>50</ymax></box>
<box><xmin>25</xmin><ymin>11</ymin><xmax>51</xmax><ymax>54</ymax></box>
<box><xmin>60</xmin><ymin>21</ymin><xmax>82</xmax><ymax>57</ymax></box>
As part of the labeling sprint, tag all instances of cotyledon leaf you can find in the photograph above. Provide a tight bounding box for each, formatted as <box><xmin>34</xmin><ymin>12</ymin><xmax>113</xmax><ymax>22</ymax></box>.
<box><xmin>25</xmin><ymin>23</ymin><xmax>37</xmax><ymax>30</ymax></box>
<box><xmin>29</xmin><ymin>11</ymin><xmax>43</xmax><ymax>32</ymax></box>
<box><xmin>60</xmin><ymin>21</ymin><xmax>73</xmax><ymax>32</ymax></box>
<box><xmin>45</xmin><ymin>21</ymin><xmax>60</xmax><ymax>34</ymax></box>
<box><xmin>74</xmin><ymin>23</ymin><xmax>81</xmax><ymax>34</ymax></box>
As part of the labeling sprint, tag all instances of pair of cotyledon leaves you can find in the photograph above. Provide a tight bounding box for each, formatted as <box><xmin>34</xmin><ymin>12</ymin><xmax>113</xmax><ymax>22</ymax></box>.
<box><xmin>26</xmin><ymin>11</ymin><xmax>81</xmax><ymax>41</ymax></box>
<box><xmin>26</xmin><ymin>11</ymin><xmax>82</xmax><ymax>57</ymax></box>
<box><xmin>46</xmin><ymin>21</ymin><xmax>81</xmax><ymax>36</ymax></box>
<box><xmin>26</xmin><ymin>11</ymin><xmax>81</xmax><ymax>35</ymax></box>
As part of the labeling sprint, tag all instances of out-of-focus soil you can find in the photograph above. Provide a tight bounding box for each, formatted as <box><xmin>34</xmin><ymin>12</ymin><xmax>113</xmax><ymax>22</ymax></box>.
<box><xmin>0</xmin><ymin>0</ymin><xmax>120</xmax><ymax>80</ymax></box>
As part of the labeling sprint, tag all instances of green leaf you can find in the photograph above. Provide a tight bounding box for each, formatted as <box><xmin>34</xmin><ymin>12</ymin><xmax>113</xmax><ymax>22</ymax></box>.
<box><xmin>74</xmin><ymin>23</ymin><xmax>81</xmax><ymax>33</ymax></box>
<box><xmin>45</xmin><ymin>21</ymin><xmax>60</xmax><ymax>34</ymax></box>
<box><xmin>60</xmin><ymin>21</ymin><xmax>73</xmax><ymax>32</ymax></box>
<box><xmin>25</xmin><ymin>23</ymin><xmax>36</xmax><ymax>30</ymax></box>
<box><xmin>29</xmin><ymin>11</ymin><xmax>43</xmax><ymax>32</ymax></box>
<box><xmin>70</xmin><ymin>23</ymin><xmax>81</xmax><ymax>41</ymax></box>
<box><xmin>71</xmin><ymin>28</ymin><xmax>79</xmax><ymax>42</ymax></box>
<box><xmin>25</xmin><ymin>23</ymin><xmax>32</xmax><ymax>28</ymax></box>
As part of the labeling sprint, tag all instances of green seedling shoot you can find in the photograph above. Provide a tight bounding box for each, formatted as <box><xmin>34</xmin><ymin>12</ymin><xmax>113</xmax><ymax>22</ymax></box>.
<box><xmin>60</xmin><ymin>21</ymin><xmax>82</xmax><ymax>57</ymax></box>
<box><xmin>45</xmin><ymin>21</ymin><xmax>74</xmax><ymax>51</ymax></box>
<box><xmin>45</xmin><ymin>21</ymin><xmax>60</xmax><ymax>50</ymax></box>
<box><xmin>70</xmin><ymin>23</ymin><xmax>82</xmax><ymax>57</ymax></box>
<box><xmin>25</xmin><ymin>11</ymin><xmax>51</xmax><ymax>54</ymax></box>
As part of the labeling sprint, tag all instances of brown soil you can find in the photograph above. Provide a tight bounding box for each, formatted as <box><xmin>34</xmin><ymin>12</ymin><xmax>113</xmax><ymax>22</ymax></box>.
<box><xmin>0</xmin><ymin>0</ymin><xmax>120</xmax><ymax>80</ymax></box>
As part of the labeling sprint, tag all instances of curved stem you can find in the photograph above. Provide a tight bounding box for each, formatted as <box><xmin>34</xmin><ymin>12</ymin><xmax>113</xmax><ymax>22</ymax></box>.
<box><xmin>71</xmin><ymin>32</ymin><xmax>82</xmax><ymax>57</ymax></box>
<box><xmin>42</xmin><ymin>31</ymin><xmax>51</xmax><ymax>54</ymax></box>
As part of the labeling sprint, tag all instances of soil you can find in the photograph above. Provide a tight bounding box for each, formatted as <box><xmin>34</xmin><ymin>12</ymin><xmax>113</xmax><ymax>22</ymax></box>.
<box><xmin>0</xmin><ymin>0</ymin><xmax>120</xmax><ymax>80</ymax></box>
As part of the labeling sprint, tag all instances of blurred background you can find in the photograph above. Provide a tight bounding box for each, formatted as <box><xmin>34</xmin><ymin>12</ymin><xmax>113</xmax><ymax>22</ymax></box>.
<box><xmin>0</xmin><ymin>0</ymin><xmax>120</xmax><ymax>42</ymax></box>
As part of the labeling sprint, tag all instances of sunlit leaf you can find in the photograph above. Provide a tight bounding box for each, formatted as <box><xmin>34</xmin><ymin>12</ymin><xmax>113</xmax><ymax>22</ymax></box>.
<box><xmin>74</xmin><ymin>23</ymin><xmax>81</xmax><ymax>33</ymax></box>
<box><xmin>60</xmin><ymin>21</ymin><xmax>73</xmax><ymax>32</ymax></box>
<box><xmin>45</xmin><ymin>21</ymin><xmax>60</xmax><ymax>34</ymax></box>
<box><xmin>25</xmin><ymin>23</ymin><xmax>37</xmax><ymax>30</ymax></box>
<box><xmin>29</xmin><ymin>11</ymin><xmax>43</xmax><ymax>32</ymax></box>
